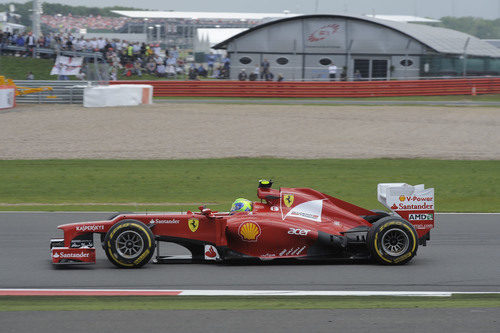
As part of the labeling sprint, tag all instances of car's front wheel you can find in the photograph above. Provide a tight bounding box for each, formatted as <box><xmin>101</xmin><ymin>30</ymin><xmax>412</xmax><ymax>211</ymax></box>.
<box><xmin>104</xmin><ymin>220</ymin><xmax>155</xmax><ymax>268</ymax></box>
<box><xmin>367</xmin><ymin>216</ymin><xmax>418</xmax><ymax>265</ymax></box>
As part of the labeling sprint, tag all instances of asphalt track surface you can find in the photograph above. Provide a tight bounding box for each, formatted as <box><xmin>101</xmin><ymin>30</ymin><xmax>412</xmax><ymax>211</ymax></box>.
<box><xmin>157</xmin><ymin>98</ymin><xmax>500</xmax><ymax>107</ymax></box>
<box><xmin>0</xmin><ymin>212</ymin><xmax>499</xmax><ymax>292</ymax></box>
<box><xmin>2</xmin><ymin>308</ymin><xmax>499</xmax><ymax>333</ymax></box>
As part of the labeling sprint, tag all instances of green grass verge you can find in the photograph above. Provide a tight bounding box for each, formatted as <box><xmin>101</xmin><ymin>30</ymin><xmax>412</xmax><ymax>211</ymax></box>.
<box><xmin>1</xmin><ymin>295</ymin><xmax>499</xmax><ymax>311</ymax></box>
<box><xmin>0</xmin><ymin>159</ymin><xmax>498</xmax><ymax>212</ymax></box>
<box><xmin>0</xmin><ymin>56</ymin><xmax>58</xmax><ymax>80</ymax></box>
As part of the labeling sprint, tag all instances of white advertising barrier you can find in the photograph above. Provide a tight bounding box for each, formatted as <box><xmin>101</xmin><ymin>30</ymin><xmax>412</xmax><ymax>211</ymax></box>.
<box><xmin>0</xmin><ymin>86</ymin><xmax>15</xmax><ymax>109</ymax></box>
<box><xmin>377</xmin><ymin>183</ymin><xmax>435</xmax><ymax>231</ymax></box>
<box><xmin>83</xmin><ymin>85</ymin><xmax>153</xmax><ymax>107</ymax></box>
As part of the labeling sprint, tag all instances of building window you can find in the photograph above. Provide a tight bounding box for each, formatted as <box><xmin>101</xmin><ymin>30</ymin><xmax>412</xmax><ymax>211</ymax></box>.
<box><xmin>400</xmin><ymin>59</ymin><xmax>413</xmax><ymax>67</ymax></box>
<box><xmin>239</xmin><ymin>57</ymin><xmax>252</xmax><ymax>65</ymax></box>
<box><xmin>319</xmin><ymin>58</ymin><xmax>332</xmax><ymax>66</ymax></box>
<box><xmin>276</xmin><ymin>57</ymin><xmax>289</xmax><ymax>65</ymax></box>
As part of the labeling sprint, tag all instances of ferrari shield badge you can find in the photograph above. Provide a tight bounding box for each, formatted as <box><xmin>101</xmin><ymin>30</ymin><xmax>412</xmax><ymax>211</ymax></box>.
<box><xmin>283</xmin><ymin>194</ymin><xmax>294</xmax><ymax>207</ymax></box>
<box><xmin>188</xmin><ymin>218</ymin><xmax>199</xmax><ymax>232</ymax></box>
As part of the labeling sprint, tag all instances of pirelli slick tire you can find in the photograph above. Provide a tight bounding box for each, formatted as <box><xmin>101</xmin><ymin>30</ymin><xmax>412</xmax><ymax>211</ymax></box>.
<box><xmin>104</xmin><ymin>220</ymin><xmax>155</xmax><ymax>268</ymax></box>
<box><xmin>367</xmin><ymin>216</ymin><xmax>418</xmax><ymax>265</ymax></box>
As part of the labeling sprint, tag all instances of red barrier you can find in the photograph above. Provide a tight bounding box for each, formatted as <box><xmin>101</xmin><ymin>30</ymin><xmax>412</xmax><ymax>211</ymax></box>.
<box><xmin>110</xmin><ymin>78</ymin><xmax>500</xmax><ymax>98</ymax></box>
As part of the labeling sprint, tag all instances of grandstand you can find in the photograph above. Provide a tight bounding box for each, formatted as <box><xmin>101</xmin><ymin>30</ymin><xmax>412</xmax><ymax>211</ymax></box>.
<box><xmin>41</xmin><ymin>14</ymin><xmax>136</xmax><ymax>32</ymax></box>
<box><xmin>110</xmin><ymin>10</ymin><xmax>297</xmax><ymax>49</ymax></box>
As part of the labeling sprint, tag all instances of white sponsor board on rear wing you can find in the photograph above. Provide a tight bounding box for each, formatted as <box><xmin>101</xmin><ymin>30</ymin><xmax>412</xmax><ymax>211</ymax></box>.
<box><xmin>378</xmin><ymin>183</ymin><xmax>434</xmax><ymax>212</ymax></box>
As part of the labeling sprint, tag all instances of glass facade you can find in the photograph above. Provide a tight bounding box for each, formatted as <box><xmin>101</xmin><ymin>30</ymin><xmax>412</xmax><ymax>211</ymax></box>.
<box><xmin>420</xmin><ymin>55</ymin><xmax>500</xmax><ymax>77</ymax></box>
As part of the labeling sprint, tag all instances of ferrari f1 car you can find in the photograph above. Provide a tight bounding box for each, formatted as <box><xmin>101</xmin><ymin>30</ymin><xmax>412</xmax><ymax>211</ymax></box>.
<box><xmin>50</xmin><ymin>180</ymin><xmax>435</xmax><ymax>268</ymax></box>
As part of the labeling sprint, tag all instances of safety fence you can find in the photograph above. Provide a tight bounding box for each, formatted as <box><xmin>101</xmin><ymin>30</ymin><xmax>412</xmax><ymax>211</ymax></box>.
<box><xmin>110</xmin><ymin>78</ymin><xmax>500</xmax><ymax>98</ymax></box>
<box><xmin>1</xmin><ymin>45</ymin><xmax>104</xmax><ymax>60</ymax></box>
<box><xmin>13</xmin><ymin>80</ymin><xmax>88</xmax><ymax>104</ymax></box>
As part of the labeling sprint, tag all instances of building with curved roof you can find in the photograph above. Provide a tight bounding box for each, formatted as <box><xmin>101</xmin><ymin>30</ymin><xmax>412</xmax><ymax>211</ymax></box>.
<box><xmin>214</xmin><ymin>14</ymin><xmax>500</xmax><ymax>81</ymax></box>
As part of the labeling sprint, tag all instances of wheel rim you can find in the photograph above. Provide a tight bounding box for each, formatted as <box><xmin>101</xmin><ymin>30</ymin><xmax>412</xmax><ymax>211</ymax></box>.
<box><xmin>381</xmin><ymin>228</ymin><xmax>409</xmax><ymax>256</ymax></box>
<box><xmin>115</xmin><ymin>230</ymin><xmax>144</xmax><ymax>259</ymax></box>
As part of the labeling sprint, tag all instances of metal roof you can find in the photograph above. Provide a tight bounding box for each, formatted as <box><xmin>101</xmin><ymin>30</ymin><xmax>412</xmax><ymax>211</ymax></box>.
<box><xmin>364</xmin><ymin>15</ymin><xmax>440</xmax><ymax>23</ymax></box>
<box><xmin>112</xmin><ymin>10</ymin><xmax>299</xmax><ymax>21</ymax></box>
<box><xmin>197</xmin><ymin>28</ymin><xmax>248</xmax><ymax>46</ymax></box>
<box><xmin>214</xmin><ymin>14</ymin><xmax>500</xmax><ymax>58</ymax></box>
<box><xmin>483</xmin><ymin>39</ymin><xmax>500</xmax><ymax>49</ymax></box>
<box><xmin>369</xmin><ymin>16</ymin><xmax>500</xmax><ymax>57</ymax></box>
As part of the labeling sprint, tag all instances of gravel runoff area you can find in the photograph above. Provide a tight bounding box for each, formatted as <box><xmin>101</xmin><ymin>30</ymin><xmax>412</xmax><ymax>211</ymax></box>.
<box><xmin>0</xmin><ymin>103</ymin><xmax>499</xmax><ymax>159</ymax></box>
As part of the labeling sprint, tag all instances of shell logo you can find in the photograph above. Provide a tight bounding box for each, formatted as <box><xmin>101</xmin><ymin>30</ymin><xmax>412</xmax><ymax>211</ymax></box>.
<box><xmin>238</xmin><ymin>221</ymin><xmax>261</xmax><ymax>242</ymax></box>
<box><xmin>399</xmin><ymin>195</ymin><xmax>406</xmax><ymax>202</ymax></box>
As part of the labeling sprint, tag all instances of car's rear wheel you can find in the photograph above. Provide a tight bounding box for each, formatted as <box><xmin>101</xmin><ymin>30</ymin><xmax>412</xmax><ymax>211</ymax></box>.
<box><xmin>104</xmin><ymin>219</ymin><xmax>155</xmax><ymax>268</ymax></box>
<box><xmin>367</xmin><ymin>216</ymin><xmax>418</xmax><ymax>265</ymax></box>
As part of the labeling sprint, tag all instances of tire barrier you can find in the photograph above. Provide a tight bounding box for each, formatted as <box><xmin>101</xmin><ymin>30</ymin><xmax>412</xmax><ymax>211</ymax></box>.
<box><xmin>110</xmin><ymin>78</ymin><xmax>500</xmax><ymax>98</ymax></box>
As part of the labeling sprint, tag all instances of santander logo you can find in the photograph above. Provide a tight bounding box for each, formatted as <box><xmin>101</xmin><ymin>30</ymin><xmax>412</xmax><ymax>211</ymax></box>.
<box><xmin>308</xmin><ymin>24</ymin><xmax>340</xmax><ymax>42</ymax></box>
<box><xmin>205</xmin><ymin>247</ymin><xmax>217</xmax><ymax>258</ymax></box>
<box><xmin>204</xmin><ymin>245</ymin><xmax>219</xmax><ymax>260</ymax></box>
<box><xmin>52</xmin><ymin>251</ymin><xmax>90</xmax><ymax>259</ymax></box>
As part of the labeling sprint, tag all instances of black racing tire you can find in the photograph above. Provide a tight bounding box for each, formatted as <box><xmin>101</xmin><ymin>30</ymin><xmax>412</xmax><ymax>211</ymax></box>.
<box><xmin>364</xmin><ymin>209</ymin><xmax>391</xmax><ymax>224</ymax></box>
<box><xmin>103</xmin><ymin>219</ymin><xmax>155</xmax><ymax>268</ymax></box>
<box><xmin>367</xmin><ymin>216</ymin><xmax>418</xmax><ymax>265</ymax></box>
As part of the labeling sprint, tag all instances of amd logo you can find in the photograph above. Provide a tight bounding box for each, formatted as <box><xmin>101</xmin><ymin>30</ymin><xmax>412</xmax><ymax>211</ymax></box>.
<box><xmin>408</xmin><ymin>213</ymin><xmax>433</xmax><ymax>221</ymax></box>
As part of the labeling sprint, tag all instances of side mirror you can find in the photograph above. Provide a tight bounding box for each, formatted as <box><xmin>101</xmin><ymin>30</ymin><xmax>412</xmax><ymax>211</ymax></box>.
<box><xmin>199</xmin><ymin>206</ymin><xmax>214</xmax><ymax>217</ymax></box>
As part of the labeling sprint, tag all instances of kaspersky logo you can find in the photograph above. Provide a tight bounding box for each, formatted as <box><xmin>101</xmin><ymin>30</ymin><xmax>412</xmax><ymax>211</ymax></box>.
<box><xmin>76</xmin><ymin>225</ymin><xmax>104</xmax><ymax>232</ymax></box>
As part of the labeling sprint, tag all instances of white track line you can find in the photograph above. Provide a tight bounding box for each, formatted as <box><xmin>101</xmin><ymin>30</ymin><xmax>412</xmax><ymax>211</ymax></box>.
<box><xmin>1</xmin><ymin>289</ymin><xmax>499</xmax><ymax>297</ymax></box>
<box><xmin>178</xmin><ymin>290</ymin><xmax>453</xmax><ymax>297</ymax></box>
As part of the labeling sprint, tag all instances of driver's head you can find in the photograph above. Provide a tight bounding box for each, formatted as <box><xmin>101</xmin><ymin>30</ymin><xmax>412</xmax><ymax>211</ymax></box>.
<box><xmin>230</xmin><ymin>198</ymin><xmax>252</xmax><ymax>214</ymax></box>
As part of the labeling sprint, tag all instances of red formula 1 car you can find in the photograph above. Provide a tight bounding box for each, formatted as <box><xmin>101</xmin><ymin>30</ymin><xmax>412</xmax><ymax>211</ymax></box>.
<box><xmin>50</xmin><ymin>180</ymin><xmax>435</xmax><ymax>268</ymax></box>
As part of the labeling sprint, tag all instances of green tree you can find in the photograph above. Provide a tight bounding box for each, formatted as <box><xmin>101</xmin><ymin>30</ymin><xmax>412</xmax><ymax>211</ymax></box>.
<box><xmin>427</xmin><ymin>17</ymin><xmax>500</xmax><ymax>39</ymax></box>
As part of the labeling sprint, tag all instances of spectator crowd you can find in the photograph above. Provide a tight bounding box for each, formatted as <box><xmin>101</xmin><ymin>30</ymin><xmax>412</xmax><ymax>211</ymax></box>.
<box><xmin>0</xmin><ymin>29</ymin><xmax>235</xmax><ymax>80</ymax></box>
<box><xmin>1</xmin><ymin>29</ymin><xmax>290</xmax><ymax>82</ymax></box>
<box><xmin>40</xmin><ymin>14</ymin><xmax>139</xmax><ymax>32</ymax></box>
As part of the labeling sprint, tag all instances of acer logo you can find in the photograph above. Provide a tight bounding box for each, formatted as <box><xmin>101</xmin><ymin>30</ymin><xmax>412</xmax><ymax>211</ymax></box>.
<box><xmin>288</xmin><ymin>228</ymin><xmax>311</xmax><ymax>236</ymax></box>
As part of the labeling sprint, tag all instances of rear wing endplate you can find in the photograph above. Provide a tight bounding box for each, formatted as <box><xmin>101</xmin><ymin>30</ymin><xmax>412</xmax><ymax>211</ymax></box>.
<box><xmin>377</xmin><ymin>183</ymin><xmax>435</xmax><ymax>236</ymax></box>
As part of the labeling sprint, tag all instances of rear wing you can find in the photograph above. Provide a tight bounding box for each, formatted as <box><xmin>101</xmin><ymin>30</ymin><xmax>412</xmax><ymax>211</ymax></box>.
<box><xmin>377</xmin><ymin>183</ymin><xmax>435</xmax><ymax>237</ymax></box>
